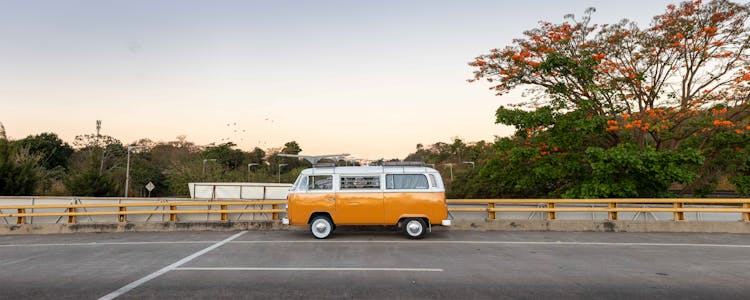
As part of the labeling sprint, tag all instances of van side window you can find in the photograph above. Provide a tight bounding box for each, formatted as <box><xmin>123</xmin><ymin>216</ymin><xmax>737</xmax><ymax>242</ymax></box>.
<box><xmin>428</xmin><ymin>174</ymin><xmax>437</xmax><ymax>187</ymax></box>
<box><xmin>340</xmin><ymin>176</ymin><xmax>380</xmax><ymax>189</ymax></box>
<box><xmin>308</xmin><ymin>175</ymin><xmax>333</xmax><ymax>190</ymax></box>
<box><xmin>386</xmin><ymin>174</ymin><xmax>429</xmax><ymax>190</ymax></box>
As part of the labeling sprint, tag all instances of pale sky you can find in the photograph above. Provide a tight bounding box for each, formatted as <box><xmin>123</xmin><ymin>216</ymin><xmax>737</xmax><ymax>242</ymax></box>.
<box><xmin>1</xmin><ymin>0</ymin><xmax>675</xmax><ymax>159</ymax></box>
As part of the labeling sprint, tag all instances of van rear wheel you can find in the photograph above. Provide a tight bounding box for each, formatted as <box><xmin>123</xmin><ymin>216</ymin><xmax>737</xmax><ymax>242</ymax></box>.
<box><xmin>403</xmin><ymin>218</ymin><xmax>426</xmax><ymax>239</ymax></box>
<box><xmin>310</xmin><ymin>215</ymin><xmax>333</xmax><ymax>239</ymax></box>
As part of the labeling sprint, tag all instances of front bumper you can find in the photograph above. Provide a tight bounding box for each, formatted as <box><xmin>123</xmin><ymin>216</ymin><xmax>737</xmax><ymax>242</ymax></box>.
<box><xmin>441</xmin><ymin>219</ymin><xmax>452</xmax><ymax>226</ymax></box>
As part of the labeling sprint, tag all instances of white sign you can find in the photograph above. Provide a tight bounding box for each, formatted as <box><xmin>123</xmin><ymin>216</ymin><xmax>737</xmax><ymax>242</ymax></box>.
<box><xmin>145</xmin><ymin>181</ymin><xmax>155</xmax><ymax>192</ymax></box>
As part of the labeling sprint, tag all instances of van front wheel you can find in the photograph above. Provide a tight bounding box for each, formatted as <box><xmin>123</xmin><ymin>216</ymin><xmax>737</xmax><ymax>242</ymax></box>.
<box><xmin>403</xmin><ymin>218</ymin><xmax>426</xmax><ymax>239</ymax></box>
<box><xmin>310</xmin><ymin>215</ymin><xmax>333</xmax><ymax>239</ymax></box>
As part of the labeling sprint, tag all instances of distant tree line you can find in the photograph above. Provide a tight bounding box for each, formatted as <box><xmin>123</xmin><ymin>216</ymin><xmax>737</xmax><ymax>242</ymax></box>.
<box><xmin>0</xmin><ymin>121</ymin><xmax>314</xmax><ymax>197</ymax></box>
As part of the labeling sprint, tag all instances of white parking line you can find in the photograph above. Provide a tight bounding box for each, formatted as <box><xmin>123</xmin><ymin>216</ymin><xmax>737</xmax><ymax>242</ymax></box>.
<box><xmin>174</xmin><ymin>267</ymin><xmax>443</xmax><ymax>272</ymax></box>
<box><xmin>229</xmin><ymin>240</ymin><xmax>750</xmax><ymax>248</ymax></box>
<box><xmin>97</xmin><ymin>231</ymin><xmax>247</xmax><ymax>300</ymax></box>
<box><xmin>0</xmin><ymin>241</ymin><xmax>217</xmax><ymax>247</ymax></box>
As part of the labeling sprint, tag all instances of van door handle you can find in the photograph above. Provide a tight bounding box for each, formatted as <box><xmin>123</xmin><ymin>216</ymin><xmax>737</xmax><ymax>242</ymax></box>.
<box><xmin>327</xmin><ymin>197</ymin><xmax>336</xmax><ymax>201</ymax></box>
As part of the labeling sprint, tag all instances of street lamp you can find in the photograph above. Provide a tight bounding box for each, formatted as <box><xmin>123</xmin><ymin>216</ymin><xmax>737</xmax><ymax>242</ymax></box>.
<box><xmin>444</xmin><ymin>163</ymin><xmax>455</xmax><ymax>181</ymax></box>
<box><xmin>202</xmin><ymin>159</ymin><xmax>217</xmax><ymax>177</ymax></box>
<box><xmin>277</xmin><ymin>163</ymin><xmax>288</xmax><ymax>183</ymax></box>
<box><xmin>463</xmin><ymin>161</ymin><xmax>475</xmax><ymax>168</ymax></box>
<box><xmin>247</xmin><ymin>163</ymin><xmax>259</xmax><ymax>181</ymax></box>
<box><xmin>125</xmin><ymin>145</ymin><xmax>145</xmax><ymax>197</ymax></box>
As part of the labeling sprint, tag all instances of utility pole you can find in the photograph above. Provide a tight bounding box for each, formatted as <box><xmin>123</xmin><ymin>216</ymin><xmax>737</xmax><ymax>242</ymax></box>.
<box><xmin>125</xmin><ymin>145</ymin><xmax>145</xmax><ymax>197</ymax></box>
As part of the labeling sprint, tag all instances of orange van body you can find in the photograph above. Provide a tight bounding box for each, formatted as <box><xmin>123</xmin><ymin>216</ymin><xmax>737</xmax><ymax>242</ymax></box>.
<box><xmin>285</xmin><ymin>166</ymin><xmax>449</xmax><ymax>227</ymax></box>
<box><xmin>288</xmin><ymin>192</ymin><xmax>447</xmax><ymax>226</ymax></box>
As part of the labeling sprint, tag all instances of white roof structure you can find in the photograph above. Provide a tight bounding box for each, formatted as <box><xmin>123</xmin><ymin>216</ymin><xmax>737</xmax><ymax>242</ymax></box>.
<box><xmin>299</xmin><ymin>166</ymin><xmax>440</xmax><ymax>175</ymax></box>
<box><xmin>188</xmin><ymin>182</ymin><xmax>292</xmax><ymax>199</ymax></box>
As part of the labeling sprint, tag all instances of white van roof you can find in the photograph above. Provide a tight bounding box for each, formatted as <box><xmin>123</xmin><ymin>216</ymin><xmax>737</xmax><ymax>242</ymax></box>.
<box><xmin>299</xmin><ymin>166</ymin><xmax>440</xmax><ymax>175</ymax></box>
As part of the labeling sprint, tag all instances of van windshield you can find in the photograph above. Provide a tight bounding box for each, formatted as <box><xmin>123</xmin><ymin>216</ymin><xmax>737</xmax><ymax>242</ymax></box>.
<box><xmin>292</xmin><ymin>175</ymin><xmax>308</xmax><ymax>191</ymax></box>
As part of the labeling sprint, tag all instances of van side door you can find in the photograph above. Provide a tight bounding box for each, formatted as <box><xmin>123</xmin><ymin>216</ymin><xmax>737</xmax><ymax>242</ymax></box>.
<box><xmin>383</xmin><ymin>173</ymin><xmax>445</xmax><ymax>225</ymax></box>
<box><xmin>291</xmin><ymin>175</ymin><xmax>336</xmax><ymax>224</ymax></box>
<box><xmin>335</xmin><ymin>174</ymin><xmax>384</xmax><ymax>224</ymax></box>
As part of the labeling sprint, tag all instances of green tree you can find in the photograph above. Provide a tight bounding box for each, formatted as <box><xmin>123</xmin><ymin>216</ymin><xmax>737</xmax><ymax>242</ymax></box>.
<box><xmin>248</xmin><ymin>147</ymin><xmax>266</xmax><ymax>164</ymax></box>
<box><xmin>203</xmin><ymin>142</ymin><xmax>247</xmax><ymax>170</ymax></box>
<box><xmin>0</xmin><ymin>139</ymin><xmax>42</xmax><ymax>195</ymax></box>
<box><xmin>64</xmin><ymin>160</ymin><xmax>119</xmax><ymax>196</ymax></box>
<box><xmin>15</xmin><ymin>132</ymin><xmax>73</xmax><ymax>170</ymax></box>
<box><xmin>282</xmin><ymin>141</ymin><xmax>302</xmax><ymax>155</ymax></box>
<box><xmin>467</xmin><ymin>1</ymin><xmax>750</xmax><ymax>196</ymax></box>
<box><xmin>66</xmin><ymin>121</ymin><xmax>124</xmax><ymax>196</ymax></box>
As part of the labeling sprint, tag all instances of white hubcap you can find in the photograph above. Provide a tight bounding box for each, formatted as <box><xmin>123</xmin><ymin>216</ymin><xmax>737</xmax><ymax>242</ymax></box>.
<box><xmin>406</xmin><ymin>220</ymin><xmax>423</xmax><ymax>236</ymax></box>
<box><xmin>312</xmin><ymin>219</ymin><xmax>331</xmax><ymax>238</ymax></box>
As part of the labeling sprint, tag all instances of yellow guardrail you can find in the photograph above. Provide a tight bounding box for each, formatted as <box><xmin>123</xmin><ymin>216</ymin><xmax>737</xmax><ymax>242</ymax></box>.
<box><xmin>2</xmin><ymin>198</ymin><xmax>749</xmax><ymax>225</ymax></box>
<box><xmin>0</xmin><ymin>200</ymin><xmax>286</xmax><ymax>224</ymax></box>
<box><xmin>446</xmin><ymin>199</ymin><xmax>750</xmax><ymax>221</ymax></box>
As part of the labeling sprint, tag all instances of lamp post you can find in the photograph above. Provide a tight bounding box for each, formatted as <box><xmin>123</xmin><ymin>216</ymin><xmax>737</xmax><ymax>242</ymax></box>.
<box><xmin>277</xmin><ymin>163</ymin><xmax>288</xmax><ymax>183</ymax></box>
<box><xmin>247</xmin><ymin>163</ymin><xmax>259</xmax><ymax>181</ymax></box>
<box><xmin>125</xmin><ymin>145</ymin><xmax>145</xmax><ymax>197</ymax></box>
<box><xmin>444</xmin><ymin>163</ymin><xmax>454</xmax><ymax>181</ymax></box>
<box><xmin>463</xmin><ymin>161</ymin><xmax>475</xmax><ymax>168</ymax></box>
<box><xmin>202</xmin><ymin>159</ymin><xmax>217</xmax><ymax>177</ymax></box>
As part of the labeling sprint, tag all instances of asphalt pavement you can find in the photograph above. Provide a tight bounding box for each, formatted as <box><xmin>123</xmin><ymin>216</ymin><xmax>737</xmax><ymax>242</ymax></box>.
<box><xmin>1</xmin><ymin>230</ymin><xmax>749</xmax><ymax>299</ymax></box>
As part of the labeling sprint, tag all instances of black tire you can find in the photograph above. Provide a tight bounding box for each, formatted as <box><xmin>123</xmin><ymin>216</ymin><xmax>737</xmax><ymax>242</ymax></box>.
<box><xmin>403</xmin><ymin>218</ymin><xmax>427</xmax><ymax>239</ymax></box>
<box><xmin>309</xmin><ymin>215</ymin><xmax>334</xmax><ymax>239</ymax></box>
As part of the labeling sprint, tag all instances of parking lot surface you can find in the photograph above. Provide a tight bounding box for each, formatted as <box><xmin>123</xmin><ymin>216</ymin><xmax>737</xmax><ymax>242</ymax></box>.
<box><xmin>1</xmin><ymin>230</ymin><xmax>749</xmax><ymax>299</ymax></box>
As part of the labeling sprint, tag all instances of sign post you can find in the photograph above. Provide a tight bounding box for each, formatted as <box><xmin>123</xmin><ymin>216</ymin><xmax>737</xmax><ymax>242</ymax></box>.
<box><xmin>145</xmin><ymin>181</ymin><xmax>155</xmax><ymax>197</ymax></box>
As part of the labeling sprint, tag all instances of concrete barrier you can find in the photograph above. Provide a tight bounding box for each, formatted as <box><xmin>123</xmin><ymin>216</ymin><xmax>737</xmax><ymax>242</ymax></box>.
<box><xmin>2</xmin><ymin>220</ymin><xmax>749</xmax><ymax>235</ymax></box>
<box><xmin>442</xmin><ymin>220</ymin><xmax>750</xmax><ymax>233</ymax></box>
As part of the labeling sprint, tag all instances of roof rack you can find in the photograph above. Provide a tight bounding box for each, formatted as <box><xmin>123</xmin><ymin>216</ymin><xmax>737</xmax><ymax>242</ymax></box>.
<box><xmin>278</xmin><ymin>153</ymin><xmax>350</xmax><ymax>164</ymax></box>
<box><xmin>382</xmin><ymin>161</ymin><xmax>425</xmax><ymax>167</ymax></box>
<box><xmin>313</xmin><ymin>162</ymin><xmax>336</xmax><ymax>168</ymax></box>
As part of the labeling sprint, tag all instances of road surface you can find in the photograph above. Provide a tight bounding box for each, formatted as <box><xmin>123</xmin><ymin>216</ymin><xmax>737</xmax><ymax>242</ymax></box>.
<box><xmin>1</xmin><ymin>230</ymin><xmax>748</xmax><ymax>299</ymax></box>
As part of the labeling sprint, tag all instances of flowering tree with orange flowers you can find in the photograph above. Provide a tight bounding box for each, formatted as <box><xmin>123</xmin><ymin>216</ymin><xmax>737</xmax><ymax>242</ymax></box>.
<box><xmin>470</xmin><ymin>0</ymin><xmax>750</xmax><ymax>197</ymax></box>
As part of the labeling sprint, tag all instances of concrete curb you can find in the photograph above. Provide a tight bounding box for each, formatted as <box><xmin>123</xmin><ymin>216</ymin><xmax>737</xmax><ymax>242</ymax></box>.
<box><xmin>1</xmin><ymin>220</ymin><xmax>748</xmax><ymax>235</ymax></box>
<box><xmin>441</xmin><ymin>220</ymin><xmax>750</xmax><ymax>233</ymax></box>
<box><xmin>0</xmin><ymin>221</ymin><xmax>289</xmax><ymax>235</ymax></box>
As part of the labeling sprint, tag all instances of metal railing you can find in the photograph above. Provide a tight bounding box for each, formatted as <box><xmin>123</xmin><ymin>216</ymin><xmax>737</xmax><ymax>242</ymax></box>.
<box><xmin>447</xmin><ymin>198</ymin><xmax>750</xmax><ymax>221</ymax></box>
<box><xmin>0</xmin><ymin>199</ymin><xmax>286</xmax><ymax>224</ymax></box>
<box><xmin>2</xmin><ymin>197</ymin><xmax>749</xmax><ymax>225</ymax></box>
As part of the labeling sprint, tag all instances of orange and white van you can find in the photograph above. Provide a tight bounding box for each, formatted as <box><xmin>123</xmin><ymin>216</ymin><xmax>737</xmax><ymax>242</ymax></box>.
<box><xmin>282</xmin><ymin>164</ymin><xmax>451</xmax><ymax>239</ymax></box>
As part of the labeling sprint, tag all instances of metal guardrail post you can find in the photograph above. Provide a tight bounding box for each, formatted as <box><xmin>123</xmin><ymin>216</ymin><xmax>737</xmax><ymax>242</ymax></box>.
<box><xmin>608</xmin><ymin>202</ymin><xmax>617</xmax><ymax>220</ymax></box>
<box><xmin>547</xmin><ymin>203</ymin><xmax>556</xmax><ymax>220</ymax></box>
<box><xmin>272</xmin><ymin>204</ymin><xmax>279</xmax><ymax>220</ymax></box>
<box><xmin>169</xmin><ymin>205</ymin><xmax>177</xmax><ymax>222</ymax></box>
<box><xmin>16</xmin><ymin>208</ymin><xmax>25</xmax><ymax>224</ymax></box>
<box><xmin>743</xmin><ymin>203</ymin><xmax>749</xmax><ymax>222</ymax></box>
<box><xmin>674</xmin><ymin>202</ymin><xmax>685</xmax><ymax>221</ymax></box>
<box><xmin>68</xmin><ymin>207</ymin><xmax>77</xmax><ymax>224</ymax></box>
<box><xmin>30</xmin><ymin>197</ymin><xmax>35</xmax><ymax>224</ymax></box>
<box><xmin>488</xmin><ymin>202</ymin><xmax>495</xmax><ymax>220</ymax></box>
<box><xmin>220</xmin><ymin>204</ymin><xmax>228</xmax><ymax>222</ymax></box>
<box><xmin>119</xmin><ymin>206</ymin><xmax>127</xmax><ymax>223</ymax></box>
